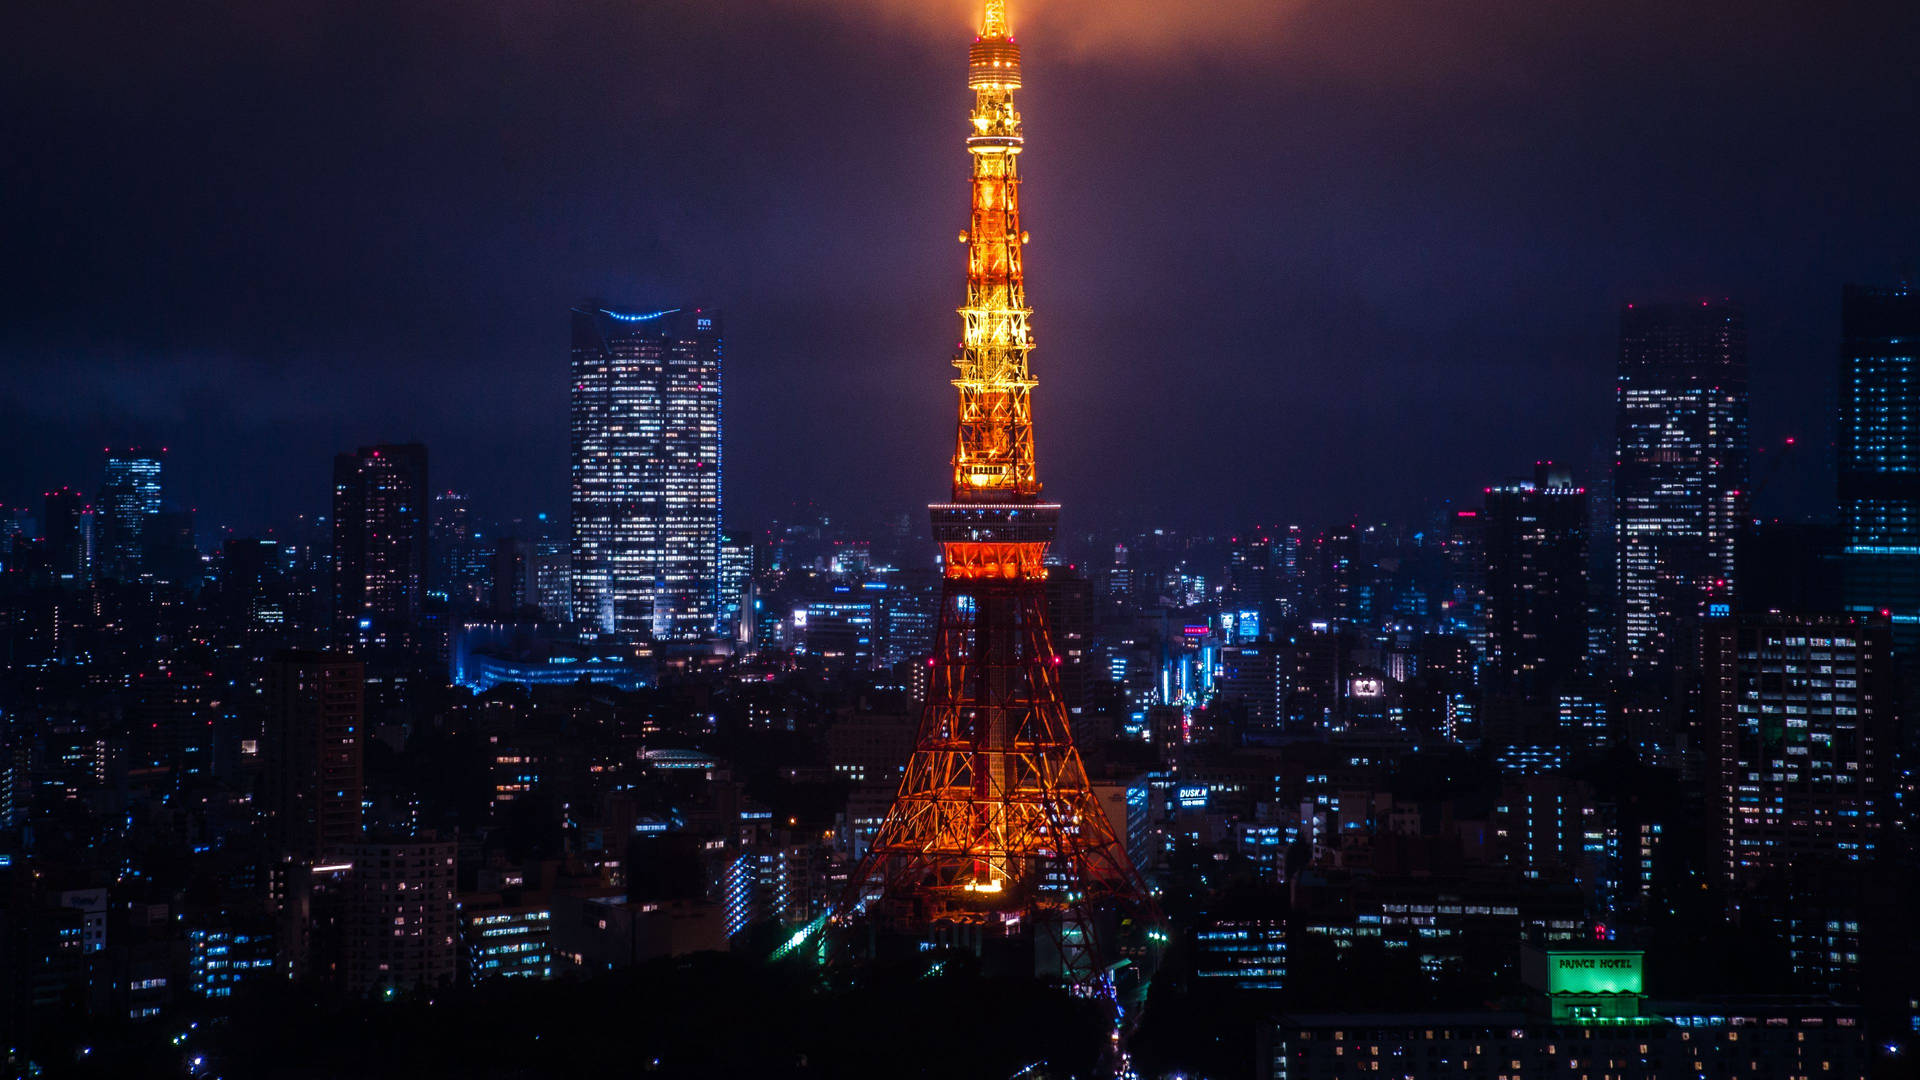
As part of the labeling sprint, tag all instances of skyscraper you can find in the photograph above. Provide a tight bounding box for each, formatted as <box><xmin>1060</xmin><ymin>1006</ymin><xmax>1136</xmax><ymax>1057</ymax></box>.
<box><xmin>1702</xmin><ymin>614</ymin><xmax>1894</xmax><ymax>894</ymax></box>
<box><xmin>1483</xmin><ymin>463</ymin><xmax>1590</xmax><ymax>703</ymax></box>
<box><xmin>1446</xmin><ymin>508</ymin><xmax>1488</xmax><ymax>657</ymax></box>
<box><xmin>216</xmin><ymin>537</ymin><xmax>289</xmax><ymax>635</ymax></box>
<box><xmin>570</xmin><ymin>305</ymin><xmax>723</xmax><ymax>640</ymax></box>
<box><xmin>1837</xmin><ymin>278</ymin><xmax>1920</xmax><ymax>661</ymax></box>
<box><xmin>41</xmin><ymin>486</ymin><xmax>93</xmax><ymax>586</ymax></box>
<box><xmin>95</xmin><ymin>448</ymin><xmax>162</xmax><ymax>582</ymax></box>
<box><xmin>527</xmin><ymin>539</ymin><xmax>573</xmax><ymax>622</ymax></box>
<box><xmin>489</xmin><ymin>537</ymin><xmax>571</xmax><ymax>621</ymax></box>
<box><xmin>142</xmin><ymin>506</ymin><xmax>201</xmax><ymax>589</ymax></box>
<box><xmin>429</xmin><ymin>489</ymin><xmax>489</xmax><ymax>608</ymax></box>
<box><xmin>1229</xmin><ymin>532</ymin><xmax>1274</xmax><ymax>615</ymax></box>
<box><xmin>1614</xmin><ymin>300</ymin><xmax>1750</xmax><ymax>681</ymax></box>
<box><xmin>331</xmin><ymin>444</ymin><xmax>429</xmax><ymax>653</ymax></box>
<box><xmin>718</xmin><ymin>531</ymin><xmax>753</xmax><ymax>644</ymax></box>
<box><xmin>263</xmin><ymin>650</ymin><xmax>366</xmax><ymax>864</ymax></box>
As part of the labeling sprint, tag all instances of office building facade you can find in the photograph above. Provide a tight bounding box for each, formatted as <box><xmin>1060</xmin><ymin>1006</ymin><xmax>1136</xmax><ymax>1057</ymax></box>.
<box><xmin>95</xmin><ymin>448</ymin><xmax>162</xmax><ymax>582</ymax></box>
<box><xmin>1837</xmin><ymin>279</ymin><xmax>1920</xmax><ymax>662</ymax></box>
<box><xmin>1614</xmin><ymin>300</ymin><xmax>1749</xmax><ymax>681</ymax></box>
<box><xmin>331</xmin><ymin>444</ymin><xmax>429</xmax><ymax>652</ymax></box>
<box><xmin>1483</xmin><ymin>462</ymin><xmax>1590</xmax><ymax>701</ymax></box>
<box><xmin>41</xmin><ymin>486</ymin><xmax>93</xmax><ymax>586</ymax></box>
<box><xmin>570</xmin><ymin>305</ymin><xmax>722</xmax><ymax>640</ymax></box>
<box><xmin>342</xmin><ymin>836</ymin><xmax>457</xmax><ymax>995</ymax></box>
<box><xmin>263</xmin><ymin>650</ymin><xmax>366</xmax><ymax>863</ymax></box>
<box><xmin>1701</xmin><ymin>614</ymin><xmax>1894</xmax><ymax>894</ymax></box>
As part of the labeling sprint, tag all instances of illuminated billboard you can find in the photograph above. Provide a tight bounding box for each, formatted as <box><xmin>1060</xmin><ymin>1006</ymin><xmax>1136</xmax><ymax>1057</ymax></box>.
<box><xmin>1545</xmin><ymin>950</ymin><xmax>1643</xmax><ymax>996</ymax></box>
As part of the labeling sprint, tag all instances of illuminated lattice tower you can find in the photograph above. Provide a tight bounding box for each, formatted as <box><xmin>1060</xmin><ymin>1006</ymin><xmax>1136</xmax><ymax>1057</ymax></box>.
<box><xmin>851</xmin><ymin>0</ymin><xmax>1145</xmax><ymax>956</ymax></box>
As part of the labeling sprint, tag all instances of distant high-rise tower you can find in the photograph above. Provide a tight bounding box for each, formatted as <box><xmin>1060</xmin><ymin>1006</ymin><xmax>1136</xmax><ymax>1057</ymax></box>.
<box><xmin>1838</xmin><ymin>278</ymin><xmax>1920</xmax><ymax>661</ymax></box>
<box><xmin>718</xmin><ymin>531</ymin><xmax>754</xmax><ymax>644</ymax></box>
<box><xmin>1614</xmin><ymin>300</ymin><xmax>1750</xmax><ymax>680</ymax></box>
<box><xmin>429</xmin><ymin>489</ymin><xmax>488</xmax><ymax>607</ymax></box>
<box><xmin>1483</xmin><ymin>463</ymin><xmax>1591</xmax><ymax>700</ymax></box>
<box><xmin>570</xmin><ymin>305</ymin><xmax>723</xmax><ymax>640</ymax></box>
<box><xmin>1446</xmin><ymin>508</ymin><xmax>1488</xmax><ymax>657</ymax></box>
<box><xmin>331</xmin><ymin>444</ymin><xmax>429</xmax><ymax>652</ymax></box>
<box><xmin>217</xmin><ymin>537</ymin><xmax>289</xmax><ymax>634</ymax></box>
<box><xmin>1229</xmin><ymin>532</ymin><xmax>1275</xmax><ymax>614</ymax></box>
<box><xmin>142</xmin><ymin>507</ymin><xmax>201</xmax><ymax>589</ymax></box>
<box><xmin>528</xmin><ymin>539</ymin><xmax>574</xmax><ymax>622</ymax></box>
<box><xmin>264</xmin><ymin>650</ymin><xmax>366</xmax><ymax>863</ymax></box>
<box><xmin>489</xmin><ymin>537</ymin><xmax>571</xmax><ymax>621</ymax></box>
<box><xmin>42</xmin><ymin>486</ymin><xmax>93</xmax><ymax>585</ymax></box>
<box><xmin>850</xmin><ymin>1</ymin><xmax>1144</xmax><ymax>969</ymax></box>
<box><xmin>1482</xmin><ymin>463</ymin><xmax>1592</xmax><ymax>750</ymax></box>
<box><xmin>95</xmin><ymin>448</ymin><xmax>162</xmax><ymax>582</ymax></box>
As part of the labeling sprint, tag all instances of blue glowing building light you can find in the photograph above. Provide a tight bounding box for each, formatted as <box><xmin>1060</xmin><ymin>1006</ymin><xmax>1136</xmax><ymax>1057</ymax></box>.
<box><xmin>599</xmin><ymin>307</ymin><xmax>681</xmax><ymax>323</ymax></box>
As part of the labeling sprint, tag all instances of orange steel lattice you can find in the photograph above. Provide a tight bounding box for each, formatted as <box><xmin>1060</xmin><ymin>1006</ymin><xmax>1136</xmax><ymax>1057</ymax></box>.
<box><xmin>953</xmin><ymin>0</ymin><xmax>1037</xmax><ymax>501</ymax></box>
<box><xmin>851</xmin><ymin>1</ymin><xmax>1146</xmax><ymax>943</ymax></box>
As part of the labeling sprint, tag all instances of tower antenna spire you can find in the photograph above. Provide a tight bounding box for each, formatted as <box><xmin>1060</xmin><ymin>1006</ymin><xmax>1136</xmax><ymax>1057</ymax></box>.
<box><xmin>981</xmin><ymin>0</ymin><xmax>1008</xmax><ymax>38</ymax></box>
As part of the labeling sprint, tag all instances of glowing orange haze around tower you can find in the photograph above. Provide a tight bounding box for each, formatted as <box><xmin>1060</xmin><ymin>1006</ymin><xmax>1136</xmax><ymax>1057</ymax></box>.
<box><xmin>797</xmin><ymin>0</ymin><xmax>1290</xmax><ymax>57</ymax></box>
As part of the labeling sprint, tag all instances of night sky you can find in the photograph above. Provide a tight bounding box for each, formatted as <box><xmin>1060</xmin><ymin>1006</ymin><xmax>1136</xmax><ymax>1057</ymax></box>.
<box><xmin>4</xmin><ymin>0</ymin><xmax>1917</xmax><ymax>536</ymax></box>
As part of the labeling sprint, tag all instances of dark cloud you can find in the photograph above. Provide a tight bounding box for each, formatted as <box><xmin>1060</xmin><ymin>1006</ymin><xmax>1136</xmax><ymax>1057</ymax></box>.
<box><xmin>2</xmin><ymin>0</ymin><xmax>1915</xmax><ymax>532</ymax></box>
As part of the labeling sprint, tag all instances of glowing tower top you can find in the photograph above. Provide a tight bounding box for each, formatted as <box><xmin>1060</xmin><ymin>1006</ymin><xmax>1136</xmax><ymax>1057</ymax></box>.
<box><xmin>953</xmin><ymin>0</ymin><xmax>1036</xmax><ymax>502</ymax></box>
<box><xmin>980</xmin><ymin>0</ymin><xmax>1010</xmax><ymax>38</ymax></box>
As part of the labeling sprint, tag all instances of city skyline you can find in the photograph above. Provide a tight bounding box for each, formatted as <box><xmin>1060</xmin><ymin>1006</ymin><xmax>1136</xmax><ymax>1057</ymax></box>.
<box><xmin>6</xmin><ymin>1</ymin><xmax>1918</xmax><ymax>533</ymax></box>
<box><xmin>4</xmin><ymin>2</ymin><xmax>1919</xmax><ymax>1076</ymax></box>
<box><xmin>0</xmin><ymin>277</ymin><xmax>1898</xmax><ymax>545</ymax></box>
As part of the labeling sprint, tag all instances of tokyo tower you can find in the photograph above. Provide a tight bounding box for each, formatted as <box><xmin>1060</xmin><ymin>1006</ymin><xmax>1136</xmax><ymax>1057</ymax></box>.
<box><xmin>849</xmin><ymin>0</ymin><xmax>1147</xmax><ymax>960</ymax></box>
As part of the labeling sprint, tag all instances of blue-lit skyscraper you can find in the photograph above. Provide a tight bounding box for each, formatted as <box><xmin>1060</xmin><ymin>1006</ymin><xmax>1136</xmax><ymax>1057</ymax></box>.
<box><xmin>570</xmin><ymin>304</ymin><xmax>722</xmax><ymax>640</ymax></box>
<box><xmin>95</xmin><ymin>447</ymin><xmax>162</xmax><ymax>582</ymax></box>
<box><xmin>1614</xmin><ymin>300</ymin><xmax>1750</xmax><ymax>681</ymax></box>
<box><xmin>1838</xmin><ymin>278</ymin><xmax>1920</xmax><ymax>659</ymax></box>
<box><xmin>718</xmin><ymin>531</ymin><xmax>754</xmax><ymax>644</ymax></box>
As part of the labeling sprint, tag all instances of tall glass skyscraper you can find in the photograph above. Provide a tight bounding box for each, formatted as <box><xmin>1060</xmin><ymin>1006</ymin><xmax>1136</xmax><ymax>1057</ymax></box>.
<box><xmin>1838</xmin><ymin>278</ymin><xmax>1920</xmax><ymax>660</ymax></box>
<box><xmin>1613</xmin><ymin>300</ymin><xmax>1750</xmax><ymax>681</ymax></box>
<box><xmin>96</xmin><ymin>447</ymin><xmax>162</xmax><ymax>582</ymax></box>
<box><xmin>570</xmin><ymin>304</ymin><xmax>722</xmax><ymax>640</ymax></box>
<box><xmin>718</xmin><ymin>531</ymin><xmax>754</xmax><ymax>644</ymax></box>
